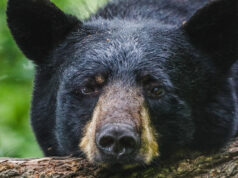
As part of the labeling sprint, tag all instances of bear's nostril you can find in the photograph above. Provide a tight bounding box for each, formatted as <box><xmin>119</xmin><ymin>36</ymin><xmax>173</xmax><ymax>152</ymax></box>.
<box><xmin>99</xmin><ymin>135</ymin><xmax>115</xmax><ymax>148</ymax></box>
<box><xmin>119</xmin><ymin>136</ymin><xmax>136</xmax><ymax>153</ymax></box>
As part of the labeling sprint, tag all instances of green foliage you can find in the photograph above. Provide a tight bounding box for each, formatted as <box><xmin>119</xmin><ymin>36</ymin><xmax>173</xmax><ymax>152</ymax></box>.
<box><xmin>0</xmin><ymin>0</ymin><xmax>107</xmax><ymax>158</ymax></box>
<box><xmin>52</xmin><ymin>0</ymin><xmax>108</xmax><ymax>19</ymax></box>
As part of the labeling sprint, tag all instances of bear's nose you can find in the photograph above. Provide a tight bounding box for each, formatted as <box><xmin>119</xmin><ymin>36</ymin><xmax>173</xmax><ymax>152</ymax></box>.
<box><xmin>96</xmin><ymin>123</ymin><xmax>140</xmax><ymax>159</ymax></box>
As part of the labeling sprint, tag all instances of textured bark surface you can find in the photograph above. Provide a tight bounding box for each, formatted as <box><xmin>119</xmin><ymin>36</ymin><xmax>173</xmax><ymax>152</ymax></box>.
<box><xmin>1</xmin><ymin>139</ymin><xmax>238</xmax><ymax>178</ymax></box>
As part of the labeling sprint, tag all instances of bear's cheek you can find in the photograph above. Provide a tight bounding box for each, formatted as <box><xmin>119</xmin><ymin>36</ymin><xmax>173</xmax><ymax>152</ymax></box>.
<box><xmin>79</xmin><ymin>83</ymin><xmax>159</xmax><ymax>165</ymax></box>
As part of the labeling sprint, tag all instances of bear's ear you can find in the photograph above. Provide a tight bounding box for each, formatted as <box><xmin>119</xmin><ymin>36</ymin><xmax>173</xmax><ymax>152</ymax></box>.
<box><xmin>183</xmin><ymin>0</ymin><xmax>238</xmax><ymax>72</ymax></box>
<box><xmin>7</xmin><ymin>0</ymin><xmax>80</xmax><ymax>64</ymax></box>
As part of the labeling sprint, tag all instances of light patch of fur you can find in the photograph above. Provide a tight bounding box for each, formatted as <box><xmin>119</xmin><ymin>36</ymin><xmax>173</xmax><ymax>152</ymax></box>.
<box><xmin>79</xmin><ymin>103</ymin><xmax>100</xmax><ymax>162</ymax></box>
<box><xmin>139</xmin><ymin>105</ymin><xmax>159</xmax><ymax>164</ymax></box>
<box><xmin>95</xmin><ymin>74</ymin><xmax>105</xmax><ymax>85</ymax></box>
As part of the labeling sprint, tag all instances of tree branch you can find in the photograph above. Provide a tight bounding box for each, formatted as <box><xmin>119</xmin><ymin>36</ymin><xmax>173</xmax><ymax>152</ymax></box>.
<box><xmin>1</xmin><ymin>139</ymin><xmax>238</xmax><ymax>177</ymax></box>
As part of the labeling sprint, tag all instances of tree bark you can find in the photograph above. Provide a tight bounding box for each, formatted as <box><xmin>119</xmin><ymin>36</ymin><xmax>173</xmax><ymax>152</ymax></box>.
<box><xmin>1</xmin><ymin>139</ymin><xmax>238</xmax><ymax>178</ymax></box>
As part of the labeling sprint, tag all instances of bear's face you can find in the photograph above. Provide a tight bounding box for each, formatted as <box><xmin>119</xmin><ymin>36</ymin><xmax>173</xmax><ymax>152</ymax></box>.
<box><xmin>7</xmin><ymin>0</ymin><xmax>238</xmax><ymax>167</ymax></box>
<box><xmin>54</xmin><ymin>23</ymin><xmax>196</xmax><ymax>164</ymax></box>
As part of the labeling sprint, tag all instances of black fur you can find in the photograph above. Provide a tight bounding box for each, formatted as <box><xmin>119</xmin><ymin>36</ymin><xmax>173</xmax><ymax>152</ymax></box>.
<box><xmin>7</xmin><ymin>0</ymin><xmax>238</xmax><ymax>162</ymax></box>
<box><xmin>7</xmin><ymin>0</ymin><xmax>79</xmax><ymax>63</ymax></box>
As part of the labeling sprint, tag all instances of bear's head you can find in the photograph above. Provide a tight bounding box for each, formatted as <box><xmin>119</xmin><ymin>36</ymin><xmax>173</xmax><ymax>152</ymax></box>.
<box><xmin>7</xmin><ymin>0</ymin><xmax>238</xmax><ymax>167</ymax></box>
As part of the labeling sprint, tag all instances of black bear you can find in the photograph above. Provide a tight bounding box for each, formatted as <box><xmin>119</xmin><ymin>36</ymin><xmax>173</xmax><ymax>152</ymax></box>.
<box><xmin>7</xmin><ymin>0</ymin><xmax>238</xmax><ymax>167</ymax></box>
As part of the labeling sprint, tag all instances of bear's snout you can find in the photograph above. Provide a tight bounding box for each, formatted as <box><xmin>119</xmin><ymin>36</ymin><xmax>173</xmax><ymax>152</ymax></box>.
<box><xmin>96</xmin><ymin>123</ymin><xmax>140</xmax><ymax>162</ymax></box>
<box><xmin>80</xmin><ymin>83</ymin><xmax>159</xmax><ymax>165</ymax></box>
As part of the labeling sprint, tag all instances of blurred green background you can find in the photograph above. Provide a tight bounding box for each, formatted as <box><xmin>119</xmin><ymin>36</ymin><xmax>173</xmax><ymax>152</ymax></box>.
<box><xmin>0</xmin><ymin>0</ymin><xmax>107</xmax><ymax>158</ymax></box>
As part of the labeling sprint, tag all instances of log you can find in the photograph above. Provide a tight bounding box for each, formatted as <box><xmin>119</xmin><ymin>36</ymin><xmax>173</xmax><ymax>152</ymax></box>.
<box><xmin>1</xmin><ymin>138</ymin><xmax>238</xmax><ymax>178</ymax></box>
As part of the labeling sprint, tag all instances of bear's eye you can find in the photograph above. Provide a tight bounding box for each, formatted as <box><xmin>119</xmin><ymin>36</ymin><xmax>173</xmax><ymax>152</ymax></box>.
<box><xmin>81</xmin><ymin>86</ymin><xmax>100</xmax><ymax>96</ymax></box>
<box><xmin>146</xmin><ymin>86</ymin><xmax>165</xmax><ymax>98</ymax></box>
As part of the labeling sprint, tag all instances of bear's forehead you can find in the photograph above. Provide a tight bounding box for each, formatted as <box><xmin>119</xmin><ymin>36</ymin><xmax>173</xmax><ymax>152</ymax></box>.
<box><xmin>69</xmin><ymin>29</ymin><xmax>173</xmax><ymax>67</ymax></box>
<box><xmin>58</xmin><ymin>19</ymin><xmax>177</xmax><ymax>66</ymax></box>
<box><xmin>58</xmin><ymin>20</ymin><xmax>178</xmax><ymax>82</ymax></box>
<box><xmin>62</xmin><ymin>38</ymin><xmax>170</xmax><ymax>81</ymax></box>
